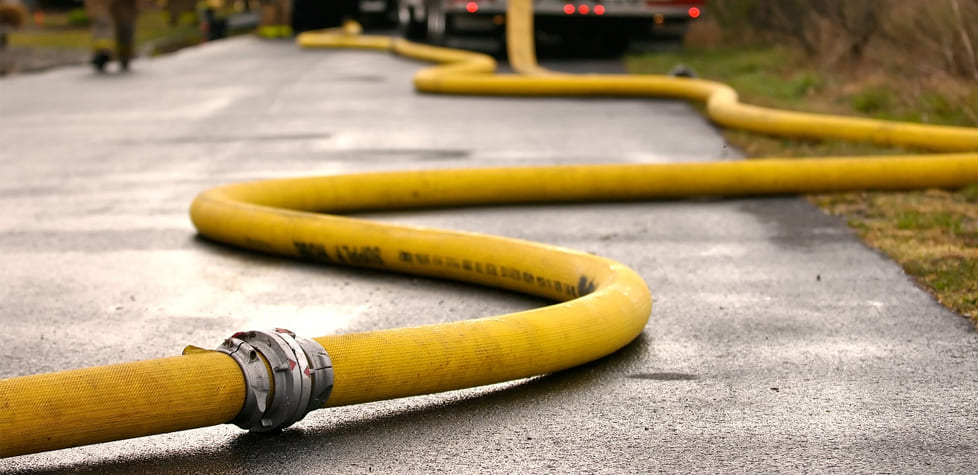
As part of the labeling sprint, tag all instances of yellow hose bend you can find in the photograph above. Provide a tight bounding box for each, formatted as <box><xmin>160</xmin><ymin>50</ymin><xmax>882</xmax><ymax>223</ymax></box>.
<box><xmin>189</xmin><ymin>170</ymin><xmax>653</xmax><ymax>407</ymax></box>
<box><xmin>188</xmin><ymin>155</ymin><xmax>978</xmax><ymax>407</ymax></box>
<box><xmin>3</xmin><ymin>0</ymin><xmax>977</xmax><ymax>459</ymax></box>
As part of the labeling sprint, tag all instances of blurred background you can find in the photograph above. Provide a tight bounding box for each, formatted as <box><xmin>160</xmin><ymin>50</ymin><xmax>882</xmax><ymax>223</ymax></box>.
<box><xmin>2</xmin><ymin>0</ymin><xmax>976</xmax><ymax>84</ymax></box>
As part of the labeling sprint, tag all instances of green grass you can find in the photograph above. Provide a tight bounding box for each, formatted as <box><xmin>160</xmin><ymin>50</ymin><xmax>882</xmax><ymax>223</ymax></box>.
<box><xmin>64</xmin><ymin>8</ymin><xmax>90</xmax><ymax>28</ymax></box>
<box><xmin>625</xmin><ymin>47</ymin><xmax>841</xmax><ymax>113</ymax></box>
<box><xmin>961</xmin><ymin>184</ymin><xmax>978</xmax><ymax>202</ymax></box>
<box><xmin>9</xmin><ymin>20</ymin><xmax>91</xmax><ymax>50</ymax></box>
<box><xmin>9</xmin><ymin>9</ymin><xmax>201</xmax><ymax>53</ymax></box>
<box><xmin>625</xmin><ymin>46</ymin><xmax>978</xmax><ymax>130</ymax></box>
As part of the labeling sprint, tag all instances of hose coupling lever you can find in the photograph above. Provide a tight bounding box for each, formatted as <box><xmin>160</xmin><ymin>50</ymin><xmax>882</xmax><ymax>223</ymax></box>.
<box><xmin>214</xmin><ymin>328</ymin><xmax>334</xmax><ymax>432</ymax></box>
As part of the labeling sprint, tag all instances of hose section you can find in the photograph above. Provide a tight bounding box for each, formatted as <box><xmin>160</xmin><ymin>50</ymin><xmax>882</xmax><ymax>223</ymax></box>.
<box><xmin>504</xmin><ymin>0</ymin><xmax>553</xmax><ymax>75</ymax></box>
<box><xmin>0</xmin><ymin>353</ymin><xmax>243</xmax><ymax>457</ymax></box>
<box><xmin>298</xmin><ymin>0</ymin><xmax>978</xmax><ymax>152</ymax></box>
<box><xmin>2</xmin><ymin>0</ymin><xmax>977</xmax><ymax>459</ymax></box>
<box><xmin>189</xmin><ymin>171</ymin><xmax>652</xmax><ymax>407</ymax></box>
<box><xmin>189</xmin><ymin>158</ymin><xmax>978</xmax><ymax>408</ymax></box>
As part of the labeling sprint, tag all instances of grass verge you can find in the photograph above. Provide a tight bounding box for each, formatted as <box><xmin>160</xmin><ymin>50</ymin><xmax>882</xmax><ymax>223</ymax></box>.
<box><xmin>625</xmin><ymin>37</ymin><xmax>978</xmax><ymax>325</ymax></box>
<box><xmin>8</xmin><ymin>7</ymin><xmax>203</xmax><ymax>57</ymax></box>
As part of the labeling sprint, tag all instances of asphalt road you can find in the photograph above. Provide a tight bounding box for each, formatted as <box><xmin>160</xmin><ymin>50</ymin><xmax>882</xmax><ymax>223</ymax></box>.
<box><xmin>1</xmin><ymin>36</ymin><xmax>976</xmax><ymax>473</ymax></box>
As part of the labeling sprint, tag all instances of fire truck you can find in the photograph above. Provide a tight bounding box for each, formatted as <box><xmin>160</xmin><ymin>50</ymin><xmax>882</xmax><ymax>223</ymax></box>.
<box><xmin>395</xmin><ymin>0</ymin><xmax>704</xmax><ymax>49</ymax></box>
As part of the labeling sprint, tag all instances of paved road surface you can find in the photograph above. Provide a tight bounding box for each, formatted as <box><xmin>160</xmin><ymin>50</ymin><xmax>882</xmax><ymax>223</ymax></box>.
<box><xmin>1</xmin><ymin>36</ymin><xmax>976</xmax><ymax>473</ymax></box>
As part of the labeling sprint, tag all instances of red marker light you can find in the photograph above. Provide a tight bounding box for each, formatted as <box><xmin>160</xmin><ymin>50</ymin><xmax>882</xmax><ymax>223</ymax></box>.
<box><xmin>594</xmin><ymin>4</ymin><xmax>605</xmax><ymax>15</ymax></box>
<box><xmin>578</xmin><ymin>4</ymin><xmax>589</xmax><ymax>14</ymax></box>
<box><xmin>466</xmin><ymin>1</ymin><xmax>478</xmax><ymax>13</ymax></box>
<box><xmin>688</xmin><ymin>6</ymin><xmax>700</xmax><ymax>18</ymax></box>
<box><xmin>563</xmin><ymin>4</ymin><xmax>575</xmax><ymax>14</ymax></box>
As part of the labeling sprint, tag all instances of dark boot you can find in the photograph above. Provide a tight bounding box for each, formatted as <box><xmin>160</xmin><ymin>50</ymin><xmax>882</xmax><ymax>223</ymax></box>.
<box><xmin>91</xmin><ymin>49</ymin><xmax>111</xmax><ymax>72</ymax></box>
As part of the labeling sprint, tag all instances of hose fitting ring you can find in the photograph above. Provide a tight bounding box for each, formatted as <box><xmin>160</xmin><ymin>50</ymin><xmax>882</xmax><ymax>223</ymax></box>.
<box><xmin>215</xmin><ymin>328</ymin><xmax>333</xmax><ymax>432</ymax></box>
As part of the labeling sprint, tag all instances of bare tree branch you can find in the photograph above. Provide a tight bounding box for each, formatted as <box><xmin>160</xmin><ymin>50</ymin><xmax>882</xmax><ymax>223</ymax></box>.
<box><xmin>949</xmin><ymin>0</ymin><xmax>978</xmax><ymax>79</ymax></box>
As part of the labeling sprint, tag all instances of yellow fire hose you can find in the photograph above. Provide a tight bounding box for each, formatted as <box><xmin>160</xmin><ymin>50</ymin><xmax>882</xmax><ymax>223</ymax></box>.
<box><xmin>2</xmin><ymin>0</ymin><xmax>977</xmax><ymax>458</ymax></box>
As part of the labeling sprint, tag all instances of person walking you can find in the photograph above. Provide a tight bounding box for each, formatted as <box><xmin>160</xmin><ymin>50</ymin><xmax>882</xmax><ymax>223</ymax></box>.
<box><xmin>84</xmin><ymin>0</ymin><xmax>138</xmax><ymax>72</ymax></box>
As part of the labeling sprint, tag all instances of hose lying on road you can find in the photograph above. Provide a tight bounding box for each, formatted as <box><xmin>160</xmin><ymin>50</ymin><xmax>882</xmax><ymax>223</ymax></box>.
<box><xmin>2</xmin><ymin>0</ymin><xmax>977</xmax><ymax>458</ymax></box>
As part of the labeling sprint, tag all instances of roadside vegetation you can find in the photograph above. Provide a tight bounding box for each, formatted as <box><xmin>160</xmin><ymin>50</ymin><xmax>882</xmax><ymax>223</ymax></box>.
<box><xmin>9</xmin><ymin>4</ymin><xmax>199</xmax><ymax>49</ymax></box>
<box><xmin>626</xmin><ymin>0</ymin><xmax>978</xmax><ymax>324</ymax></box>
<box><xmin>1</xmin><ymin>1</ymin><xmax>229</xmax><ymax>73</ymax></box>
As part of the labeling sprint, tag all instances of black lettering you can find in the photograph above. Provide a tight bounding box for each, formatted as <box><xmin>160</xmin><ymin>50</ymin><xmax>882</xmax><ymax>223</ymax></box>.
<box><xmin>577</xmin><ymin>276</ymin><xmax>596</xmax><ymax>296</ymax></box>
<box><xmin>565</xmin><ymin>284</ymin><xmax>578</xmax><ymax>298</ymax></box>
<box><xmin>293</xmin><ymin>241</ymin><xmax>331</xmax><ymax>263</ymax></box>
<box><xmin>337</xmin><ymin>245</ymin><xmax>384</xmax><ymax>266</ymax></box>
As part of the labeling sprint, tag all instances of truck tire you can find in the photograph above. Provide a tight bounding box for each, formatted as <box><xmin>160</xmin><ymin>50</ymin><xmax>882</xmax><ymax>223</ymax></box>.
<box><xmin>398</xmin><ymin>1</ymin><xmax>426</xmax><ymax>40</ymax></box>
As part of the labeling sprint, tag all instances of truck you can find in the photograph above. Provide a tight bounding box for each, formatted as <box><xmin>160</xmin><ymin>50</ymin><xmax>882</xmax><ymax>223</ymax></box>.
<box><xmin>395</xmin><ymin>0</ymin><xmax>704</xmax><ymax>51</ymax></box>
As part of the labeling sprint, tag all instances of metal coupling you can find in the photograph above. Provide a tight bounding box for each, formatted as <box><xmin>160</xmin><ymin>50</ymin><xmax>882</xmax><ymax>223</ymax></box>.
<box><xmin>214</xmin><ymin>328</ymin><xmax>334</xmax><ymax>432</ymax></box>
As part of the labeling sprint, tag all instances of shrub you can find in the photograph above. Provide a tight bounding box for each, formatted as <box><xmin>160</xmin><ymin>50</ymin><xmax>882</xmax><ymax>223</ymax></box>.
<box><xmin>880</xmin><ymin>0</ymin><xmax>978</xmax><ymax>80</ymax></box>
<box><xmin>705</xmin><ymin>0</ymin><xmax>978</xmax><ymax>80</ymax></box>
<box><xmin>65</xmin><ymin>8</ymin><xmax>89</xmax><ymax>27</ymax></box>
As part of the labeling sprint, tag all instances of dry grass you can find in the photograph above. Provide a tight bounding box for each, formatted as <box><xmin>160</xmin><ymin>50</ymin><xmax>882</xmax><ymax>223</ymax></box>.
<box><xmin>705</xmin><ymin>0</ymin><xmax>978</xmax><ymax>81</ymax></box>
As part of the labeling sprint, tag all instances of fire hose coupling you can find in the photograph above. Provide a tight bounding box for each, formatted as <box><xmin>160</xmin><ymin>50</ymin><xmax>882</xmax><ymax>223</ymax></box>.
<box><xmin>214</xmin><ymin>328</ymin><xmax>334</xmax><ymax>432</ymax></box>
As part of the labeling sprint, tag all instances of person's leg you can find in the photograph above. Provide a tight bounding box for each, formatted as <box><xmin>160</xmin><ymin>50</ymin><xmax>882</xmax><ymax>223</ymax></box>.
<box><xmin>278</xmin><ymin>0</ymin><xmax>291</xmax><ymax>36</ymax></box>
<box><xmin>110</xmin><ymin>0</ymin><xmax>138</xmax><ymax>70</ymax></box>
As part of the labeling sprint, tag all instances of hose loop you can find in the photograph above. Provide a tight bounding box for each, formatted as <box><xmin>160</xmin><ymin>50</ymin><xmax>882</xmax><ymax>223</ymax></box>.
<box><xmin>215</xmin><ymin>329</ymin><xmax>334</xmax><ymax>432</ymax></box>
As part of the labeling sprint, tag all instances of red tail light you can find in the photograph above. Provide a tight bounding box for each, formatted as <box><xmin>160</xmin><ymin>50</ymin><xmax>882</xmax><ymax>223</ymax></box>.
<box><xmin>563</xmin><ymin>4</ymin><xmax>575</xmax><ymax>14</ymax></box>
<box><xmin>466</xmin><ymin>1</ymin><xmax>478</xmax><ymax>13</ymax></box>
<box><xmin>578</xmin><ymin>4</ymin><xmax>589</xmax><ymax>14</ymax></box>
<box><xmin>594</xmin><ymin>4</ymin><xmax>605</xmax><ymax>15</ymax></box>
<box><xmin>688</xmin><ymin>6</ymin><xmax>701</xmax><ymax>18</ymax></box>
